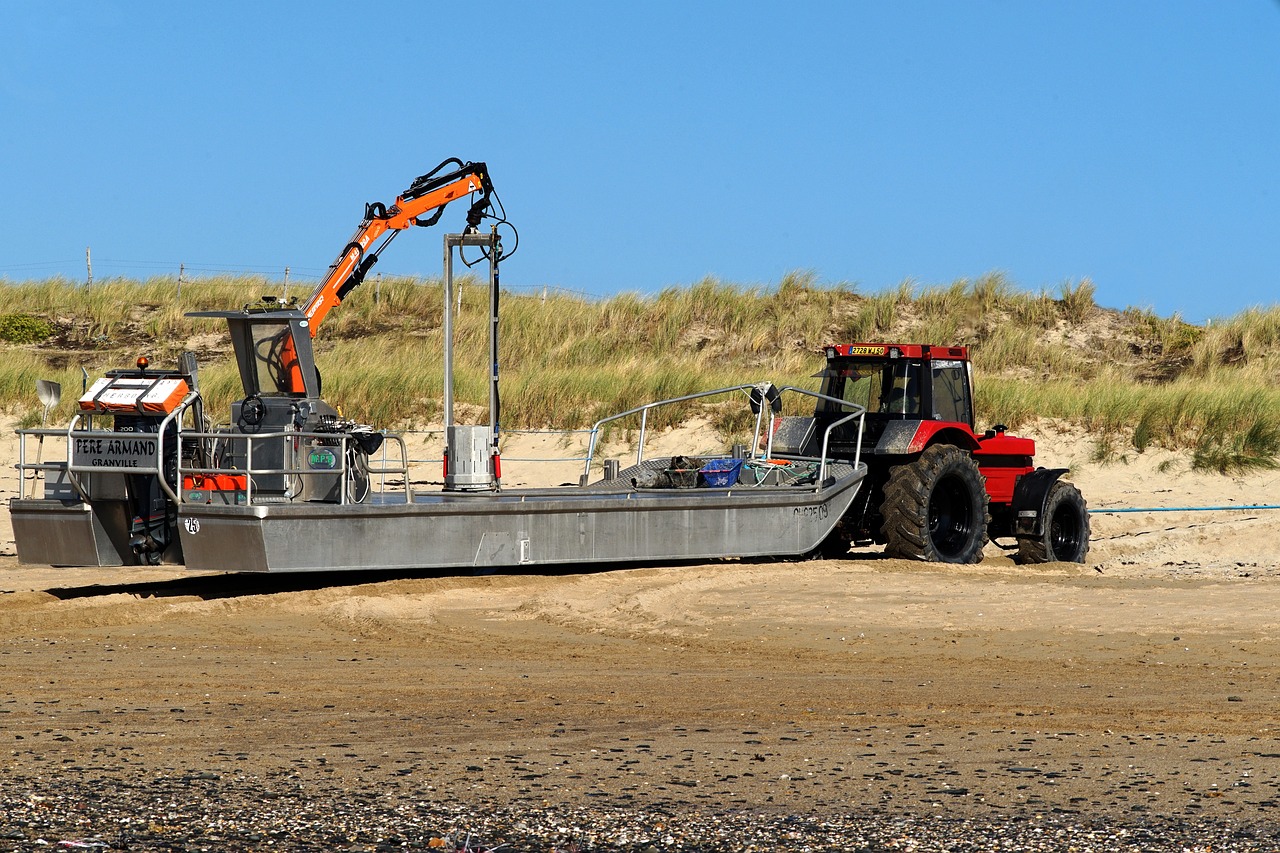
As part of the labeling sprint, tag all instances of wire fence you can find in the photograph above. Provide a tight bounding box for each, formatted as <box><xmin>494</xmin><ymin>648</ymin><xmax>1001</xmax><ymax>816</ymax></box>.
<box><xmin>385</xmin><ymin>427</ymin><xmax>600</xmax><ymax>489</ymax></box>
<box><xmin>399</xmin><ymin>428</ymin><xmax>595</xmax><ymax>466</ymax></box>
<box><xmin>0</xmin><ymin>255</ymin><xmax>602</xmax><ymax>302</ymax></box>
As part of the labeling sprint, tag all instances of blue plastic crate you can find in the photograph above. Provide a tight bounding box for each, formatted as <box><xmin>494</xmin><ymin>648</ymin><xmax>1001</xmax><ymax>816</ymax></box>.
<box><xmin>698</xmin><ymin>458</ymin><xmax>744</xmax><ymax>487</ymax></box>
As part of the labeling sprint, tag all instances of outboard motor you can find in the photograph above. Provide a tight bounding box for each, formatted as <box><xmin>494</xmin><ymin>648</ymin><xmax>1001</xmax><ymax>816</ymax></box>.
<box><xmin>75</xmin><ymin>354</ymin><xmax>203</xmax><ymax>564</ymax></box>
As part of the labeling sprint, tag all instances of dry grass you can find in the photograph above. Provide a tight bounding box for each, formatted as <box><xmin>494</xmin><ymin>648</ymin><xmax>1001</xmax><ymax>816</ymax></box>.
<box><xmin>2</xmin><ymin>274</ymin><xmax>1278</xmax><ymax>471</ymax></box>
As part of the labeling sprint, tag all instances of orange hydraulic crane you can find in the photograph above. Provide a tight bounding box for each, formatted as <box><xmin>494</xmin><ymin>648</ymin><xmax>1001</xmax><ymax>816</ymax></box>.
<box><xmin>301</xmin><ymin>158</ymin><xmax>500</xmax><ymax>334</ymax></box>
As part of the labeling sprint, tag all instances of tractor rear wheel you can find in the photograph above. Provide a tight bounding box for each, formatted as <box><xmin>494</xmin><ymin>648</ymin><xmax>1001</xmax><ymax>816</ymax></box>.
<box><xmin>881</xmin><ymin>444</ymin><xmax>990</xmax><ymax>563</ymax></box>
<box><xmin>1017</xmin><ymin>480</ymin><xmax>1090</xmax><ymax>563</ymax></box>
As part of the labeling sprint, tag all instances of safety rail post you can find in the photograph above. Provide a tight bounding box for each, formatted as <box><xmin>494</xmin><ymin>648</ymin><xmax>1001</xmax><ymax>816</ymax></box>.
<box><xmin>751</xmin><ymin>398</ymin><xmax>766</xmax><ymax>459</ymax></box>
<box><xmin>362</xmin><ymin>434</ymin><xmax>412</xmax><ymax>501</ymax></box>
<box><xmin>339</xmin><ymin>434</ymin><xmax>348</xmax><ymax>505</ymax></box>
<box><xmin>637</xmin><ymin>408</ymin><xmax>649</xmax><ymax>468</ymax></box>
<box><xmin>62</xmin><ymin>415</ymin><xmax>90</xmax><ymax>502</ymax></box>
<box><xmin>152</xmin><ymin>393</ymin><xmax>201</xmax><ymax>505</ymax></box>
<box><xmin>16</xmin><ymin>429</ymin><xmax>26</xmax><ymax>495</ymax></box>
<box><xmin>244</xmin><ymin>435</ymin><xmax>254</xmax><ymax>505</ymax></box>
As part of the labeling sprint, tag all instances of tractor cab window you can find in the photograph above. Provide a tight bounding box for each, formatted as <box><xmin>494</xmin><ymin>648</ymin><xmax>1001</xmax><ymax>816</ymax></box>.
<box><xmin>819</xmin><ymin>363</ymin><xmax>883</xmax><ymax>412</ymax></box>
<box><xmin>879</xmin><ymin>362</ymin><xmax>921</xmax><ymax>415</ymax></box>
<box><xmin>818</xmin><ymin>359</ymin><xmax>920</xmax><ymax>416</ymax></box>
<box><xmin>930</xmin><ymin>359</ymin><xmax>972</xmax><ymax>424</ymax></box>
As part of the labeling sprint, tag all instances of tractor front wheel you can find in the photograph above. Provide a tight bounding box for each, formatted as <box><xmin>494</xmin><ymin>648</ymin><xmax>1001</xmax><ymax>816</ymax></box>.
<box><xmin>1017</xmin><ymin>480</ymin><xmax>1090</xmax><ymax>563</ymax></box>
<box><xmin>881</xmin><ymin>444</ymin><xmax>990</xmax><ymax>563</ymax></box>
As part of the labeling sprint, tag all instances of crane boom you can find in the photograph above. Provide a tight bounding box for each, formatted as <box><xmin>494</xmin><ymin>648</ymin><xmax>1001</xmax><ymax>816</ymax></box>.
<box><xmin>301</xmin><ymin>159</ymin><xmax>495</xmax><ymax>335</ymax></box>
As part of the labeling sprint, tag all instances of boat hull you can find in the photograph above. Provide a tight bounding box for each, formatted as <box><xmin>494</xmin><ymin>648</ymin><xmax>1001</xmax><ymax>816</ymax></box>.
<box><xmin>176</xmin><ymin>466</ymin><xmax>865</xmax><ymax>573</ymax></box>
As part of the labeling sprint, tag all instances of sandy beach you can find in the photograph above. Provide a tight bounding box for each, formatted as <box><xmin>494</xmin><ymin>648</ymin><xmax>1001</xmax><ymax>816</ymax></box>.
<box><xmin>2</xmin><ymin>419</ymin><xmax>1279</xmax><ymax>849</ymax></box>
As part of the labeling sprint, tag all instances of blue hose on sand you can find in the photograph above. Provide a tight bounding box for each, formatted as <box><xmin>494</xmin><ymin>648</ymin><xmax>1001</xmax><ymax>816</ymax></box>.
<box><xmin>1090</xmin><ymin>505</ymin><xmax>1280</xmax><ymax>513</ymax></box>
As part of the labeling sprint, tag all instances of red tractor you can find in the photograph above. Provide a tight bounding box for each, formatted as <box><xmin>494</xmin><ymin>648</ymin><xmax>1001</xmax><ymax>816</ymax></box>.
<box><xmin>800</xmin><ymin>343</ymin><xmax>1089</xmax><ymax>564</ymax></box>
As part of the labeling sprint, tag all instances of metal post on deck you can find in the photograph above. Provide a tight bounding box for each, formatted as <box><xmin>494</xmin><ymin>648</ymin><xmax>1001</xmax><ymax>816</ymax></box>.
<box><xmin>442</xmin><ymin>230</ymin><xmax>503</xmax><ymax>491</ymax></box>
<box><xmin>442</xmin><ymin>237</ymin><xmax>455</xmax><ymax>428</ymax></box>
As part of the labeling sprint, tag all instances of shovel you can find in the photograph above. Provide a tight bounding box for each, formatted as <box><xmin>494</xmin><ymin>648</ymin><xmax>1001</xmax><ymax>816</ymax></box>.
<box><xmin>28</xmin><ymin>379</ymin><xmax>61</xmax><ymax>497</ymax></box>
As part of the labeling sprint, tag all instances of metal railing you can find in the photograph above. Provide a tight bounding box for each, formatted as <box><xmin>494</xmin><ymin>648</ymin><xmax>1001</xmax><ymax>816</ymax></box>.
<box><xmin>15</xmin><ymin>386</ymin><xmax>864</xmax><ymax>504</ymax></box>
<box><xmin>769</xmin><ymin>386</ymin><xmax>866</xmax><ymax>482</ymax></box>
<box><xmin>14</xmin><ymin>393</ymin><xmax>412</xmax><ymax>507</ymax></box>
<box><xmin>582</xmin><ymin>382</ymin><xmax>866</xmax><ymax>484</ymax></box>
<box><xmin>14</xmin><ymin>426</ymin><xmax>71</xmax><ymax>499</ymax></box>
<box><xmin>55</xmin><ymin>394</ymin><xmax>198</xmax><ymax>505</ymax></box>
<box><xmin>175</xmin><ymin>429</ymin><xmax>412</xmax><ymax>506</ymax></box>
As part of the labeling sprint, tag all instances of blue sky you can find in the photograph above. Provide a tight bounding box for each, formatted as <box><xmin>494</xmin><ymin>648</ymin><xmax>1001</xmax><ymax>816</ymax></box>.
<box><xmin>1</xmin><ymin>2</ymin><xmax>1276</xmax><ymax>323</ymax></box>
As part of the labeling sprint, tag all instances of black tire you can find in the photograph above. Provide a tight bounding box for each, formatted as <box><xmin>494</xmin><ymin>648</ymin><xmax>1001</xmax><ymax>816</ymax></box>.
<box><xmin>812</xmin><ymin>519</ymin><xmax>855</xmax><ymax>560</ymax></box>
<box><xmin>1017</xmin><ymin>480</ymin><xmax>1090</xmax><ymax>564</ymax></box>
<box><xmin>880</xmin><ymin>444</ymin><xmax>990</xmax><ymax>563</ymax></box>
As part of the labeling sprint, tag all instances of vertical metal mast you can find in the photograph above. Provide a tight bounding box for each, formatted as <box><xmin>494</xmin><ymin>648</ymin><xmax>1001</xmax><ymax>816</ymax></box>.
<box><xmin>489</xmin><ymin>233</ymin><xmax>501</xmax><ymax>447</ymax></box>
<box><xmin>442</xmin><ymin>230</ymin><xmax>502</xmax><ymax>490</ymax></box>
<box><xmin>442</xmin><ymin>233</ymin><xmax>455</xmax><ymax>427</ymax></box>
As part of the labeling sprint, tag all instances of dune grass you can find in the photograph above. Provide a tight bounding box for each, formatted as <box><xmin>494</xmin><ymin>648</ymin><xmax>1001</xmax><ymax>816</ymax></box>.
<box><xmin>2</xmin><ymin>272</ymin><xmax>1278</xmax><ymax>472</ymax></box>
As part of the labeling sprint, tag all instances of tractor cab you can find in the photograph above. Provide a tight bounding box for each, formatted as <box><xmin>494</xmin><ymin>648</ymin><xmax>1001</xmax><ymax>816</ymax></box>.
<box><xmin>813</xmin><ymin>343</ymin><xmax>974</xmax><ymax>452</ymax></box>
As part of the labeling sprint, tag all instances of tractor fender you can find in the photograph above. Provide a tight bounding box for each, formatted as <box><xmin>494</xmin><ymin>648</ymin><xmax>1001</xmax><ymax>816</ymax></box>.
<box><xmin>872</xmin><ymin>421</ymin><xmax>981</xmax><ymax>456</ymax></box>
<box><xmin>1011</xmin><ymin>467</ymin><xmax>1068</xmax><ymax>536</ymax></box>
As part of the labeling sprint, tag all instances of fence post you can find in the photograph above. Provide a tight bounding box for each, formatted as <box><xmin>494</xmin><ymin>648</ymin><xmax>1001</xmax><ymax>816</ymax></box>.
<box><xmin>177</xmin><ymin>263</ymin><xmax>184</xmax><ymax>303</ymax></box>
<box><xmin>283</xmin><ymin>266</ymin><xmax>290</xmax><ymax>300</ymax></box>
<box><xmin>375</xmin><ymin>272</ymin><xmax>382</xmax><ymax>305</ymax></box>
<box><xmin>85</xmin><ymin>247</ymin><xmax>92</xmax><ymax>286</ymax></box>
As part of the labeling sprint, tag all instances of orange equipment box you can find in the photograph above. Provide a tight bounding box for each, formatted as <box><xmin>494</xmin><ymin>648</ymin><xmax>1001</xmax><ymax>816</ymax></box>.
<box><xmin>79</xmin><ymin>376</ymin><xmax>191</xmax><ymax>415</ymax></box>
<box><xmin>182</xmin><ymin>473</ymin><xmax>248</xmax><ymax>506</ymax></box>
